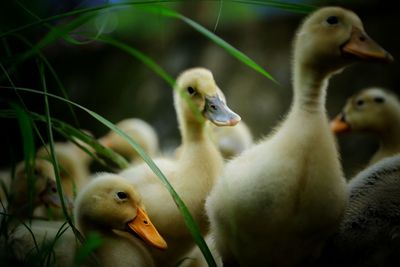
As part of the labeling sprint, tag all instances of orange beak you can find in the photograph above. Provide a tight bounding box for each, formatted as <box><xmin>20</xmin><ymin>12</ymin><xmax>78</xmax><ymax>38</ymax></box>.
<box><xmin>342</xmin><ymin>26</ymin><xmax>393</xmax><ymax>63</ymax></box>
<box><xmin>330</xmin><ymin>114</ymin><xmax>350</xmax><ymax>134</ymax></box>
<box><xmin>128</xmin><ymin>207</ymin><xmax>168</xmax><ymax>250</ymax></box>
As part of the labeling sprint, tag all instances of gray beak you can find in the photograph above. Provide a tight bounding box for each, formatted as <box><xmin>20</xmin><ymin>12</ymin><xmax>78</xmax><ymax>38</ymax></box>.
<box><xmin>203</xmin><ymin>95</ymin><xmax>241</xmax><ymax>126</ymax></box>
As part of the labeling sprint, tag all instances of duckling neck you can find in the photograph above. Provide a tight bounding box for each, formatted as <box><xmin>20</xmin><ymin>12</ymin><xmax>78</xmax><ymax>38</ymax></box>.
<box><xmin>292</xmin><ymin>64</ymin><xmax>330</xmax><ymax>114</ymax></box>
<box><xmin>179</xmin><ymin>115</ymin><xmax>207</xmax><ymax>144</ymax></box>
<box><xmin>378</xmin><ymin>124</ymin><xmax>400</xmax><ymax>154</ymax></box>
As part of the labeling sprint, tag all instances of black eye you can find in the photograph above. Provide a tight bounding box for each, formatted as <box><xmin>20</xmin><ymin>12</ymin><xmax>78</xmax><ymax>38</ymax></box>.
<box><xmin>33</xmin><ymin>168</ymin><xmax>40</xmax><ymax>176</ymax></box>
<box><xmin>187</xmin><ymin>87</ymin><xmax>195</xmax><ymax>95</ymax></box>
<box><xmin>326</xmin><ymin>16</ymin><xmax>339</xmax><ymax>25</ymax></box>
<box><xmin>374</xmin><ymin>97</ymin><xmax>385</xmax><ymax>104</ymax></box>
<box><xmin>356</xmin><ymin>99</ymin><xmax>365</xmax><ymax>107</ymax></box>
<box><xmin>51</xmin><ymin>186</ymin><xmax>57</xmax><ymax>193</ymax></box>
<box><xmin>116</xmin><ymin>192</ymin><xmax>127</xmax><ymax>200</ymax></box>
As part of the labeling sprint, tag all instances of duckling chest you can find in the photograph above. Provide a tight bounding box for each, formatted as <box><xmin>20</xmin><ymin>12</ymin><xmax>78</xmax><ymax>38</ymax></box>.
<box><xmin>229</xmin><ymin>123</ymin><xmax>346</xmax><ymax>223</ymax></box>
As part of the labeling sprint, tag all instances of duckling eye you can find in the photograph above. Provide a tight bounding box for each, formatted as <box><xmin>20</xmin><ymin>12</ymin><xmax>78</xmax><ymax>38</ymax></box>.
<box><xmin>374</xmin><ymin>97</ymin><xmax>385</xmax><ymax>104</ymax></box>
<box><xmin>116</xmin><ymin>191</ymin><xmax>128</xmax><ymax>200</ymax></box>
<box><xmin>356</xmin><ymin>99</ymin><xmax>365</xmax><ymax>107</ymax></box>
<box><xmin>187</xmin><ymin>87</ymin><xmax>195</xmax><ymax>95</ymax></box>
<box><xmin>326</xmin><ymin>16</ymin><xmax>339</xmax><ymax>25</ymax></box>
<box><xmin>51</xmin><ymin>185</ymin><xmax>57</xmax><ymax>193</ymax></box>
<box><xmin>33</xmin><ymin>168</ymin><xmax>41</xmax><ymax>176</ymax></box>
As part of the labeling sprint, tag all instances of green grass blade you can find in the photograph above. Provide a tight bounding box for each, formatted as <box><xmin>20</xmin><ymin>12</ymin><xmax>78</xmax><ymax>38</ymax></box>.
<box><xmin>0</xmin><ymin>1</ymin><xmax>183</xmax><ymax>38</ymax></box>
<box><xmin>0</xmin><ymin>0</ymin><xmax>315</xmax><ymax>39</ymax></box>
<box><xmin>142</xmin><ymin>5</ymin><xmax>278</xmax><ymax>83</ymax></box>
<box><xmin>94</xmin><ymin>35</ymin><xmax>205</xmax><ymax>126</ymax></box>
<box><xmin>16</xmin><ymin>13</ymin><xmax>97</xmax><ymax>64</ymax></box>
<box><xmin>96</xmin><ymin>35</ymin><xmax>175</xmax><ymax>87</ymax></box>
<box><xmin>0</xmin><ymin>109</ymin><xmax>130</xmax><ymax>170</ymax></box>
<box><xmin>9</xmin><ymin>33</ymin><xmax>81</xmax><ymax>127</ymax></box>
<box><xmin>42</xmin><ymin>115</ymin><xmax>130</xmax><ymax>170</ymax></box>
<box><xmin>38</xmin><ymin>61</ymin><xmax>71</xmax><ymax>222</ymax></box>
<box><xmin>1</xmin><ymin>85</ymin><xmax>217</xmax><ymax>267</ymax></box>
<box><xmin>73</xmin><ymin>232</ymin><xmax>103</xmax><ymax>266</ymax></box>
<box><xmin>229</xmin><ymin>0</ymin><xmax>316</xmax><ymax>13</ymax></box>
<box><xmin>10</xmin><ymin>103</ymin><xmax>36</xmax><ymax>220</ymax></box>
<box><xmin>37</xmin><ymin>61</ymin><xmax>105</xmax><ymax>265</ymax></box>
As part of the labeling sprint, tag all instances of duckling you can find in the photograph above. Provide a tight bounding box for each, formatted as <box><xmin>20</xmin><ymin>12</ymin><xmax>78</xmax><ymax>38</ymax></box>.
<box><xmin>331</xmin><ymin>88</ymin><xmax>400</xmax><ymax>165</ymax></box>
<box><xmin>74</xmin><ymin>173</ymin><xmax>167</xmax><ymax>266</ymax></box>
<box><xmin>205</xmin><ymin>7</ymin><xmax>393</xmax><ymax>266</ymax></box>
<box><xmin>0</xmin><ymin>169</ymin><xmax>12</xmax><ymax>214</ymax></box>
<box><xmin>37</xmin><ymin>141</ymin><xmax>91</xmax><ymax>198</ymax></box>
<box><xmin>99</xmin><ymin>118</ymin><xmax>160</xmax><ymax>164</ymax></box>
<box><xmin>5</xmin><ymin>159</ymin><xmax>68</xmax><ymax>220</ymax></box>
<box><xmin>210</xmin><ymin>120</ymin><xmax>253</xmax><ymax>160</ymax></box>
<box><xmin>119</xmin><ymin>67</ymin><xmax>240</xmax><ymax>266</ymax></box>
<box><xmin>316</xmin><ymin>154</ymin><xmax>400</xmax><ymax>267</ymax></box>
<box><xmin>10</xmin><ymin>173</ymin><xmax>167</xmax><ymax>267</ymax></box>
<box><xmin>179</xmin><ymin>234</ymin><xmax>223</xmax><ymax>267</ymax></box>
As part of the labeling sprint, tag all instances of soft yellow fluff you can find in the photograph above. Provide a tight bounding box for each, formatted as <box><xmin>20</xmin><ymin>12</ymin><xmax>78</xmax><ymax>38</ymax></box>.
<box><xmin>206</xmin><ymin>7</ymin><xmax>392</xmax><ymax>266</ymax></box>
<box><xmin>179</xmin><ymin>234</ymin><xmax>223</xmax><ymax>267</ymax></box>
<box><xmin>0</xmin><ymin>159</ymin><xmax>68</xmax><ymax>220</ymax></box>
<box><xmin>37</xmin><ymin>141</ymin><xmax>91</xmax><ymax>198</ymax></box>
<box><xmin>210</xmin><ymin>121</ymin><xmax>253</xmax><ymax>160</ymax></box>
<box><xmin>99</xmin><ymin>118</ymin><xmax>160</xmax><ymax>163</ymax></box>
<box><xmin>11</xmin><ymin>173</ymin><xmax>165</xmax><ymax>267</ymax></box>
<box><xmin>119</xmin><ymin>67</ymin><xmax>240</xmax><ymax>266</ymax></box>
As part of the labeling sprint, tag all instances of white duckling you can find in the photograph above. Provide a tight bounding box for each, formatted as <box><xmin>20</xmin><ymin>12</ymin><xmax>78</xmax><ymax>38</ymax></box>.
<box><xmin>316</xmin><ymin>154</ymin><xmax>400</xmax><ymax>267</ymax></box>
<box><xmin>179</xmin><ymin>234</ymin><xmax>223</xmax><ymax>267</ymax></box>
<box><xmin>37</xmin><ymin>141</ymin><xmax>91</xmax><ymax>198</ymax></box>
<box><xmin>205</xmin><ymin>6</ymin><xmax>393</xmax><ymax>266</ymax></box>
<box><xmin>10</xmin><ymin>173</ymin><xmax>167</xmax><ymax>267</ymax></box>
<box><xmin>331</xmin><ymin>87</ymin><xmax>400</xmax><ymax>165</ymax></box>
<box><xmin>119</xmin><ymin>67</ymin><xmax>240</xmax><ymax>266</ymax></box>
<box><xmin>211</xmin><ymin>120</ymin><xmax>253</xmax><ymax>160</ymax></box>
<box><xmin>99</xmin><ymin>118</ymin><xmax>160</xmax><ymax>164</ymax></box>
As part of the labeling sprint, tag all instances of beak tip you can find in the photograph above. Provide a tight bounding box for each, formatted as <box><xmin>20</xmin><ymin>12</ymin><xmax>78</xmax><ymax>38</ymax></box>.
<box><xmin>386</xmin><ymin>52</ymin><xmax>394</xmax><ymax>63</ymax></box>
<box><xmin>157</xmin><ymin>241</ymin><xmax>168</xmax><ymax>251</ymax></box>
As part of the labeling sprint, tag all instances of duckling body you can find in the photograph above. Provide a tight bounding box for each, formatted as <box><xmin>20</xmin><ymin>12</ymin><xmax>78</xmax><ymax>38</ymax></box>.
<box><xmin>206</xmin><ymin>7</ymin><xmax>392</xmax><ymax>266</ymax></box>
<box><xmin>119</xmin><ymin>68</ymin><xmax>240</xmax><ymax>266</ymax></box>
<box><xmin>211</xmin><ymin>120</ymin><xmax>253</xmax><ymax>160</ymax></box>
<box><xmin>10</xmin><ymin>220</ymin><xmax>76</xmax><ymax>266</ymax></box>
<box><xmin>99</xmin><ymin>118</ymin><xmax>160</xmax><ymax>163</ymax></box>
<box><xmin>37</xmin><ymin>141</ymin><xmax>91</xmax><ymax>198</ymax></box>
<box><xmin>317</xmin><ymin>155</ymin><xmax>400</xmax><ymax>267</ymax></box>
<box><xmin>179</xmin><ymin>234</ymin><xmax>223</xmax><ymax>267</ymax></box>
<box><xmin>331</xmin><ymin>88</ymin><xmax>400</xmax><ymax>165</ymax></box>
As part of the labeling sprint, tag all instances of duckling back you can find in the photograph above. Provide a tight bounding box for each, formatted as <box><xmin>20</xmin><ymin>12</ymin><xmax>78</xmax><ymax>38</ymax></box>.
<box><xmin>317</xmin><ymin>155</ymin><xmax>400</xmax><ymax>267</ymax></box>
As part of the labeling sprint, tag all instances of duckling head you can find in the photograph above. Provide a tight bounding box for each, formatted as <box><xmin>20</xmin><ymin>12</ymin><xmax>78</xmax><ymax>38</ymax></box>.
<box><xmin>174</xmin><ymin>67</ymin><xmax>241</xmax><ymax>127</ymax></box>
<box><xmin>74</xmin><ymin>173</ymin><xmax>167</xmax><ymax>250</ymax></box>
<box><xmin>10</xmin><ymin>159</ymin><xmax>70</xmax><ymax>212</ymax></box>
<box><xmin>294</xmin><ymin>7</ymin><xmax>393</xmax><ymax>77</ymax></box>
<box><xmin>332</xmin><ymin>88</ymin><xmax>400</xmax><ymax>134</ymax></box>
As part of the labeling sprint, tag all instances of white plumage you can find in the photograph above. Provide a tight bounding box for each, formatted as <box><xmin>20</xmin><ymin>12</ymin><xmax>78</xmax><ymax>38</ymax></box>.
<box><xmin>206</xmin><ymin>6</ymin><xmax>392</xmax><ymax>266</ymax></box>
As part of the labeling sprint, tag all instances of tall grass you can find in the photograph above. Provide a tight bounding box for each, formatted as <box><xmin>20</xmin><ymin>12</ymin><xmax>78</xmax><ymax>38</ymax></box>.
<box><xmin>0</xmin><ymin>1</ymin><xmax>314</xmax><ymax>266</ymax></box>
